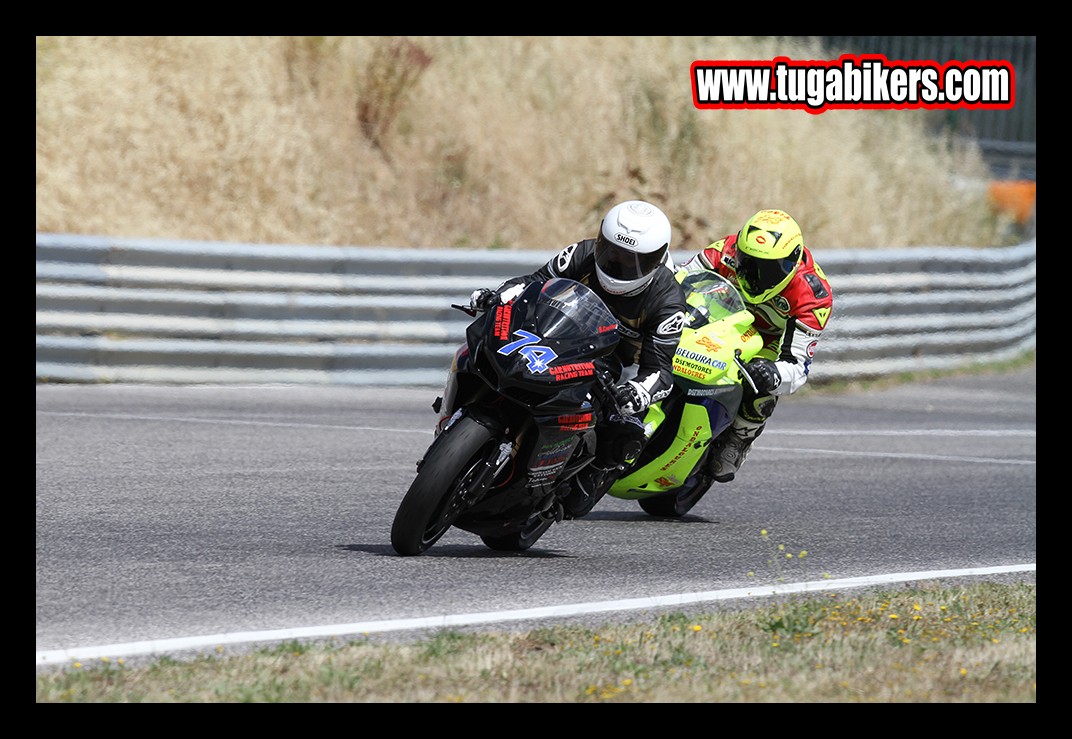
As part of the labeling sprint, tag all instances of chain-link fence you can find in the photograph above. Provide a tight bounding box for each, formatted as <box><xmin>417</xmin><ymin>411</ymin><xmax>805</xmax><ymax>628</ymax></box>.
<box><xmin>817</xmin><ymin>36</ymin><xmax>1036</xmax><ymax>179</ymax></box>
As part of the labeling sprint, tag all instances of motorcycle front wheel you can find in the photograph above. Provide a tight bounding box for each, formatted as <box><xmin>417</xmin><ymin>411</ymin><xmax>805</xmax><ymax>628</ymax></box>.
<box><xmin>391</xmin><ymin>415</ymin><xmax>497</xmax><ymax>556</ymax></box>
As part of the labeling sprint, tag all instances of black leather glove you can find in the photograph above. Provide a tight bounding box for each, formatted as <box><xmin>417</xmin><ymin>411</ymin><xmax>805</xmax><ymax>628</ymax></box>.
<box><xmin>612</xmin><ymin>380</ymin><xmax>650</xmax><ymax>416</ymax></box>
<box><xmin>742</xmin><ymin>358</ymin><xmax>782</xmax><ymax>394</ymax></box>
<box><xmin>469</xmin><ymin>288</ymin><xmax>499</xmax><ymax>312</ymax></box>
<box><xmin>596</xmin><ymin>412</ymin><xmax>647</xmax><ymax>467</ymax></box>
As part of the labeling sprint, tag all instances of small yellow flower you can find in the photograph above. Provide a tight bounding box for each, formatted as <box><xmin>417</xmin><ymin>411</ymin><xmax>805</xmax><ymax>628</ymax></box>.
<box><xmin>889</xmin><ymin>614</ymin><xmax>899</xmax><ymax>619</ymax></box>
<box><xmin>692</xmin><ymin>624</ymin><xmax>702</xmax><ymax>632</ymax></box>
<box><xmin>913</xmin><ymin>603</ymin><xmax>922</xmax><ymax>611</ymax></box>
<box><xmin>960</xmin><ymin>668</ymin><xmax>968</xmax><ymax>677</ymax></box>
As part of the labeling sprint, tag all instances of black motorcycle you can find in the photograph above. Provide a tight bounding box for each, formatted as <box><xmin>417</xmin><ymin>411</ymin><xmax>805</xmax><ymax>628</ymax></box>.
<box><xmin>390</xmin><ymin>278</ymin><xmax>622</xmax><ymax>556</ymax></box>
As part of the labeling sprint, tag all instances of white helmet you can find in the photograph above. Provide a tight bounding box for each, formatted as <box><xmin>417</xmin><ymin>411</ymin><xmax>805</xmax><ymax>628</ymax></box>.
<box><xmin>594</xmin><ymin>200</ymin><xmax>673</xmax><ymax>296</ymax></box>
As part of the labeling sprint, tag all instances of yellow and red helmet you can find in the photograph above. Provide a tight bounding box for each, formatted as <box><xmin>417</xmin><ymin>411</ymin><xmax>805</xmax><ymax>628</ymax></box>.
<box><xmin>733</xmin><ymin>209</ymin><xmax>804</xmax><ymax>304</ymax></box>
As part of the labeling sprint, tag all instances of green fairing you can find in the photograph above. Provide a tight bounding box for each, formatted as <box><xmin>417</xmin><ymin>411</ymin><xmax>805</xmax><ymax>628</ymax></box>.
<box><xmin>607</xmin><ymin>268</ymin><xmax>764</xmax><ymax>503</ymax></box>
<box><xmin>611</xmin><ymin>402</ymin><xmax>713</xmax><ymax>498</ymax></box>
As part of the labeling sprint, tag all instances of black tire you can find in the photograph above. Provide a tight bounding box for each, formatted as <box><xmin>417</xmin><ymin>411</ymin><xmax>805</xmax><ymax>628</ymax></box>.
<box><xmin>637</xmin><ymin>474</ymin><xmax>713</xmax><ymax>518</ymax></box>
<box><xmin>481</xmin><ymin>514</ymin><xmax>554</xmax><ymax>552</ymax></box>
<box><xmin>391</xmin><ymin>416</ymin><xmax>496</xmax><ymax>555</ymax></box>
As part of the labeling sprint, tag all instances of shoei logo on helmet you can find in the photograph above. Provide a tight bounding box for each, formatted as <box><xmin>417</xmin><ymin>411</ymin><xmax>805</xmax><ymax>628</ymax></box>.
<box><xmin>754</xmin><ymin>234</ymin><xmax>768</xmax><ymax>245</ymax></box>
<box><xmin>615</xmin><ymin>233</ymin><xmax>637</xmax><ymax>246</ymax></box>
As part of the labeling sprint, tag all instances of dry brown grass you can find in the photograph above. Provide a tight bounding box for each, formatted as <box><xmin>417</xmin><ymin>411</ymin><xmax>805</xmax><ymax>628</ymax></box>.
<box><xmin>36</xmin><ymin>36</ymin><xmax>1015</xmax><ymax>253</ymax></box>
<box><xmin>36</xmin><ymin>582</ymin><xmax>1035</xmax><ymax>703</ymax></box>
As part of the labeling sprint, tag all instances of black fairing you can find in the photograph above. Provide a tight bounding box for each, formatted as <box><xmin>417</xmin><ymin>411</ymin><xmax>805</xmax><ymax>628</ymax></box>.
<box><xmin>466</xmin><ymin>278</ymin><xmax>621</xmax><ymax>415</ymax></box>
<box><xmin>449</xmin><ymin>279</ymin><xmax>623</xmax><ymax>536</ymax></box>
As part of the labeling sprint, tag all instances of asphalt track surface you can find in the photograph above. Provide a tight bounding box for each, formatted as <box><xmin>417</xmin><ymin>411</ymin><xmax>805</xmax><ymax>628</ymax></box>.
<box><xmin>36</xmin><ymin>365</ymin><xmax>1035</xmax><ymax>667</ymax></box>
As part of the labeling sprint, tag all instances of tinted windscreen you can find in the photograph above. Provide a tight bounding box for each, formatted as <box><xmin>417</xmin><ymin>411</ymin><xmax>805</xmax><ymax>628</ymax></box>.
<box><xmin>535</xmin><ymin>278</ymin><xmax>617</xmax><ymax>336</ymax></box>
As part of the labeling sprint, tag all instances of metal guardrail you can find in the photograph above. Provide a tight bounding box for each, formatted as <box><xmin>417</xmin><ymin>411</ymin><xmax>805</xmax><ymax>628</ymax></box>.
<box><xmin>35</xmin><ymin>233</ymin><xmax>1037</xmax><ymax>386</ymax></box>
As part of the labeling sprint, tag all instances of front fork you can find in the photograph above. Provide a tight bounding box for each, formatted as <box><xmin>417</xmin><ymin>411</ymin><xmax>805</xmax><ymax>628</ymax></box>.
<box><xmin>459</xmin><ymin>438</ymin><xmax>517</xmax><ymax>507</ymax></box>
<box><xmin>433</xmin><ymin>345</ymin><xmax>467</xmax><ymax>436</ymax></box>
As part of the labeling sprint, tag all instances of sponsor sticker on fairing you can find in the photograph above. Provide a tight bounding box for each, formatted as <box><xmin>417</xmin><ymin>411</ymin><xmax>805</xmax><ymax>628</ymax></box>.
<box><xmin>550</xmin><ymin>362</ymin><xmax>595</xmax><ymax>382</ymax></box>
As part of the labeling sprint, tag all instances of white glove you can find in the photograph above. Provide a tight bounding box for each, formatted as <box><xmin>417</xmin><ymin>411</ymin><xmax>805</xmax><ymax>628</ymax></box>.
<box><xmin>469</xmin><ymin>288</ymin><xmax>499</xmax><ymax>312</ymax></box>
<box><xmin>612</xmin><ymin>380</ymin><xmax>650</xmax><ymax>416</ymax></box>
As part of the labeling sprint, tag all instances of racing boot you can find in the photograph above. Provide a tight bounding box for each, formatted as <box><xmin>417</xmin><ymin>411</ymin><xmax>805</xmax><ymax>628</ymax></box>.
<box><xmin>708</xmin><ymin>417</ymin><xmax>765</xmax><ymax>483</ymax></box>
<box><xmin>561</xmin><ymin>462</ymin><xmax>616</xmax><ymax>520</ymax></box>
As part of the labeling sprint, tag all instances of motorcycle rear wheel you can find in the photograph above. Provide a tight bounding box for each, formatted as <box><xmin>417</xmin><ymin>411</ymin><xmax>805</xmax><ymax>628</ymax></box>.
<box><xmin>637</xmin><ymin>474</ymin><xmax>713</xmax><ymax>518</ymax></box>
<box><xmin>481</xmin><ymin>514</ymin><xmax>554</xmax><ymax>552</ymax></box>
<box><xmin>391</xmin><ymin>415</ymin><xmax>496</xmax><ymax>555</ymax></box>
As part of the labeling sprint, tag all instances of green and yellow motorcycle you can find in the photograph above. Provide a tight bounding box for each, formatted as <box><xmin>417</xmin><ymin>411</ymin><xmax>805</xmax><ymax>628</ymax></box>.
<box><xmin>606</xmin><ymin>267</ymin><xmax>764</xmax><ymax>517</ymax></box>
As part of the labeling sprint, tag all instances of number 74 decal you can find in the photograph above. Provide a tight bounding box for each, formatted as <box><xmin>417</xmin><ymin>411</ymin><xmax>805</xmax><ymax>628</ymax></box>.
<box><xmin>497</xmin><ymin>329</ymin><xmax>558</xmax><ymax>373</ymax></box>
